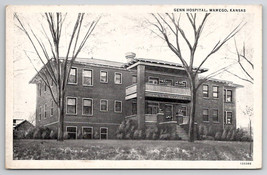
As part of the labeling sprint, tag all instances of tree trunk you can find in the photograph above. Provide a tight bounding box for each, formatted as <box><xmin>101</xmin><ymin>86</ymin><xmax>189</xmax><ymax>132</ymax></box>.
<box><xmin>57</xmin><ymin>91</ymin><xmax>65</xmax><ymax>141</ymax></box>
<box><xmin>188</xmin><ymin>82</ymin><xmax>197</xmax><ymax>142</ymax></box>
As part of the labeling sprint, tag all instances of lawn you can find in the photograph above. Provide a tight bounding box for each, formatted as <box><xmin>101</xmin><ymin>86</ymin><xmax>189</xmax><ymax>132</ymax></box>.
<box><xmin>13</xmin><ymin>139</ymin><xmax>252</xmax><ymax>160</ymax></box>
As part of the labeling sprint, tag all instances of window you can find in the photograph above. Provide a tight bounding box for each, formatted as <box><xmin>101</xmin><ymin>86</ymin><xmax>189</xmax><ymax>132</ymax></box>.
<box><xmin>114</xmin><ymin>101</ymin><xmax>122</xmax><ymax>113</ymax></box>
<box><xmin>213</xmin><ymin>86</ymin><xmax>219</xmax><ymax>98</ymax></box>
<box><xmin>83</xmin><ymin>69</ymin><xmax>93</xmax><ymax>86</ymax></box>
<box><xmin>82</xmin><ymin>127</ymin><xmax>93</xmax><ymax>139</ymax></box>
<box><xmin>83</xmin><ymin>98</ymin><xmax>93</xmax><ymax>116</ymax></box>
<box><xmin>146</xmin><ymin>102</ymin><xmax>159</xmax><ymax>114</ymax></box>
<box><xmin>165</xmin><ymin>80</ymin><xmax>173</xmax><ymax>86</ymax></box>
<box><xmin>100</xmin><ymin>99</ymin><xmax>108</xmax><ymax>111</ymax></box>
<box><xmin>39</xmin><ymin>106</ymin><xmax>42</xmax><ymax>120</ymax></box>
<box><xmin>181</xmin><ymin>106</ymin><xmax>187</xmax><ymax>116</ymax></box>
<box><xmin>224</xmin><ymin>89</ymin><xmax>233</xmax><ymax>102</ymax></box>
<box><xmin>44</xmin><ymin>104</ymin><xmax>47</xmax><ymax>118</ymax></box>
<box><xmin>114</xmin><ymin>72</ymin><xmax>122</xmax><ymax>84</ymax></box>
<box><xmin>39</xmin><ymin>84</ymin><xmax>41</xmax><ymax>96</ymax></box>
<box><xmin>213</xmin><ymin>109</ymin><xmax>219</xmax><ymax>122</ymax></box>
<box><xmin>50</xmin><ymin>101</ymin><xmax>54</xmax><ymax>116</ymax></box>
<box><xmin>203</xmin><ymin>85</ymin><xmax>209</xmax><ymax>97</ymax></box>
<box><xmin>132</xmin><ymin>75</ymin><xmax>137</xmax><ymax>84</ymax></box>
<box><xmin>66</xmin><ymin>126</ymin><xmax>77</xmax><ymax>139</ymax></box>
<box><xmin>203</xmin><ymin>109</ymin><xmax>209</xmax><ymax>122</ymax></box>
<box><xmin>132</xmin><ymin>102</ymin><xmax>137</xmax><ymax>115</ymax></box>
<box><xmin>224</xmin><ymin>111</ymin><xmax>233</xmax><ymax>124</ymax></box>
<box><xmin>67</xmin><ymin>97</ymin><xmax>77</xmax><ymax>114</ymax></box>
<box><xmin>68</xmin><ymin>68</ymin><xmax>77</xmax><ymax>84</ymax></box>
<box><xmin>100</xmin><ymin>71</ymin><xmax>108</xmax><ymax>83</ymax></box>
<box><xmin>148</xmin><ymin>77</ymin><xmax>159</xmax><ymax>84</ymax></box>
<box><xmin>100</xmin><ymin>127</ymin><xmax>108</xmax><ymax>139</ymax></box>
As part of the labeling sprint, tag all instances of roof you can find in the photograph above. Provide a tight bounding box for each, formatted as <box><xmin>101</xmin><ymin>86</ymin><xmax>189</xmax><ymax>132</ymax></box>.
<box><xmin>74</xmin><ymin>57</ymin><xmax>125</xmax><ymax>68</ymax></box>
<box><xmin>201</xmin><ymin>77</ymin><xmax>244</xmax><ymax>88</ymax></box>
<box><xmin>124</xmin><ymin>58</ymin><xmax>208</xmax><ymax>73</ymax></box>
<box><xmin>14</xmin><ymin>120</ymin><xmax>34</xmax><ymax>129</ymax></box>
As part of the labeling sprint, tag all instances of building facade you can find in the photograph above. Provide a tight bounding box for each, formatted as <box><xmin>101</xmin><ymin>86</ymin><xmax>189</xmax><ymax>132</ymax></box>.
<box><xmin>30</xmin><ymin>54</ymin><xmax>240</xmax><ymax>140</ymax></box>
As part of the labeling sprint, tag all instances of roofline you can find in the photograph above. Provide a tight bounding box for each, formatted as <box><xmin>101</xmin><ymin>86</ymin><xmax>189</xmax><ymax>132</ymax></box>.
<box><xmin>200</xmin><ymin>77</ymin><xmax>244</xmax><ymax>88</ymax></box>
<box><xmin>124</xmin><ymin>58</ymin><xmax>208</xmax><ymax>73</ymax></box>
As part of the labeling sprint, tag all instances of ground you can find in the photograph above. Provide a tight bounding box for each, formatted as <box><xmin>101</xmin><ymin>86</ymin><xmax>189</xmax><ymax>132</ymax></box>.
<box><xmin>13</xmin><ymin>139</ymin><xmax>252</xmax><ymax>160</ymax></box>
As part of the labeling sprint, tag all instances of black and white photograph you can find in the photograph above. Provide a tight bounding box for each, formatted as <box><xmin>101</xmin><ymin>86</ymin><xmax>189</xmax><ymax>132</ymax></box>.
<box><xmin>5</xmin><ymin>5</ymin><xmax>262</xmax><ymax>169</ymax></box>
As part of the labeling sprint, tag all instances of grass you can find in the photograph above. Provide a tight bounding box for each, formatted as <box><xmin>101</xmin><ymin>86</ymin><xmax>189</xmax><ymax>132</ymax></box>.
<box><xmin>13</xmin><ymin>139</ymin><xmax>253</xmax><ymax>160</ymax></box>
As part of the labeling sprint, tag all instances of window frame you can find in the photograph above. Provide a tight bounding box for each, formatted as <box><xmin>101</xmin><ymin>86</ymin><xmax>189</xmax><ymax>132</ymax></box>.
<box><xmin>50</xmin><ymin>100</ymin><xmax>54</xmax><ymax>117</ymax></box>
<box><xmin>66</xmin><ymin>97</ymin><xmax>78</xmax><ymax>115</ymax></box>
<box><xmin>212</xmin><ymin>109</ymin><xmax>219</xmax><ymax>123</ymax></box>
<box><xmin>203</xmin><ymin>84</ymin><xmax>209</xmax><ymax>98</ymax></box>
<box><xmin>224</xmin><ymin>111</ymin><xmax>233</xmax><ymax>124</ymax></box>
<box><xmin>82</xmin><ymin>126</ymin><xmax>93</xmax><ymax>139</ymax></box>
<box><xmin>68</xmin><ymin>67</ymin><xmax>78</xmax><ymax>85</ymax></box>
<box><xmin>132</xmin><ymin>75</ymin><xmax>137</xmax><ymax>84</ymax></box>
<box><xmin>100</xmin><ymin>99</ymin><xmax>108</xmax><ymax>112</ymax></box>
<box><xmin>66</xmin><ymin>126</ymin><xmax>77</xmax><ymax>139</ymax></box>
<box><xmin>181</xmin><ymin>106</ymin><xmax>187</xmax><ymax>116</ymax></box>
<box><xmin>114</xmin><ymin>72</ymin><xmax>122</xmax><ymax>84</ymax></box>
<box><xmin>100</xmin><ymin>127</ymin><xmax>108</xmax><ymax>140</ymax></box>
<box><xmin>39</xmin><ymin>106</ymin><xmax>42</xmax><ymax>121</ymax></box>
<box><xmin>212</xmin><ymin>86</ymin><xmax>219</xmax><ymax>98</ymax></box>
<box><xmin>82</xmin><ymin>69</ymin><xmax>93</xmax><ymax>86</ymax></box>
<box><xmin>114</xmin><ymin>100</ymin><xmax>122</xmax><ymax>113</ymax></box>
<box><xmin>100</xmin><ymin>70</ymin><xmax>108</xmax><ymax>83</ymax></box>
<box><xmin>224</xmin><ymin>89</ymin><xmax>233</xmax><ymax>102</ymax></box>
<box><xmin>44</xmin><ymin>103</ymin><xmax>47</xmax><ymax>119</ymax></box>
<box><xmin>202</xmin><ymin>108</ymin><xmax>209</xmax><ymax>122</ymax></box>
<box><xmin>82</xmin><ymin>98</ymin><xmax>93</xmax><ymax>116</ymax></box>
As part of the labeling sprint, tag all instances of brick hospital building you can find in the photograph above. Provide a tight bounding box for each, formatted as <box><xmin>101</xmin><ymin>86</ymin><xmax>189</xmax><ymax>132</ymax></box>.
<box><xmin>30</xmin><ymin>53</ymin><xmax>241</xmax><ymax>140</ymax></box>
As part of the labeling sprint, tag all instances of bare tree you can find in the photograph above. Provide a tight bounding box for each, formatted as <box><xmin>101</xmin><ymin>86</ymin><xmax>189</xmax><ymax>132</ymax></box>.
<box><xmin>14</xmin><ymin>13</ymin><xmax>100</xmax><ymax>141</ymax></box>
<box><xmin>149</xmin><ymin>13</ymin><xmax>244</xmax><ymax>142</ymax></box>
<box><xmin>225</xmin><ymin>40</ymin><xmax>253</xmax><ymax>84</ymax></box>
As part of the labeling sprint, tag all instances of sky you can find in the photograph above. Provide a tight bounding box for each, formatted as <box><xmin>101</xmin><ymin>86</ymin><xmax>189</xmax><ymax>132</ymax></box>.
<box><xmin>12</xmin><ymin>7</ymin><xmax>259</xmax><ymax>128</ymax></box>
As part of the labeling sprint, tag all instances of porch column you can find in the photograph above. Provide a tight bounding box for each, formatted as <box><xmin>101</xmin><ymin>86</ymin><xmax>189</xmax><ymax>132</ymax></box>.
<box><xmin>137</xmin><ymin>64</ymin><xmax>146</xmax><ymax>131</ymax></box>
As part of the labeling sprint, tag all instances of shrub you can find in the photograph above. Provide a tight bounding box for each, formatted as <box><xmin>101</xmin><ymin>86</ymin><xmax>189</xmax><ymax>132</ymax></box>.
<box><xmin>226</xmin><ymin>129</ymin><xmax>233</xmax><ymax>141</ymax></box>
<box><xmin>77</xmin><ymin>130</ymin><xmax>83</xmax><ymax>139</ymax></box>
<box><xmin>207</xmin><ymin>126</ymin><xmax>216</xmax><ymax>137</ymax></box>
<box><xmin>230</xmin><ymin>130</ymin><xmax>236</xmax><ymax>141</ymax></box>
<box><xmin>41</xmin><ymin>130</ymin><xmax>50</xmax><ymax>139</ymax></box>
<box><xmin>214</xmin><ymin>131</ymin><xmax>222</xmax><ymax>140</ymax></box>
<box><xmin>49</xmin><ymin>130</ymin><xmax>57</xmax><ymax>139</ymax></box>
<box><xmin>152</xmin><ymin>132</ymin><xmax>159</xmax><ymax>140</ymax></box>
<box><xmin>94</xmin><ymin>131</ymin><xmax>100</xmax><ymax>139</ymax></box>
<box><xmin>24</xmin><ymin>128</ymin><xmax>35</xmax><ymax>139</ymax></box>
<box><xmin>116</xmin><ymin>133</ymin><xmax>123</xmax><ymax>139</ymax></box>
<box><xmin>206</xmin><ymin>136</ymin><xmax>215</xmax><ymax>140</ymax></box>
<box><xmin>13</xmin><ymin>130</ymin><xmax>25</xmax><ymax>139</ymax></box>
<box><xmin>145</xmin><ymin>128</ymin><xmax>153</xmax><ymax>140</ymax></box>
<box><xmin>138</xmin><ymin>130</ymin><xmax>145</xmax><ymax>139</ymax></box>
<box><xmin>63</xmin><ymin>132</ymin><xmax>69</xmax><ymax>139</ymax></box>
<box><xmin>235</xmin><ymin>128</ymin><xmax>245</xmax><ymax>141</ymax></box>
<box><xmin>133</xmin><ymin>130</ymin><xmax>139</xmax><ymax>139</ymax></box>
<box><xmin>159</xmin><ymin>133</ymin><xmax>170</xmax><ymax>140</ymax></box>
<box><xmin>221</xmin><ymin>129</ymin><xmax>228</xmax><ymax>141</ymax></box>
<box><xmin>33</xmin><ymin>128</ymin><xmax>42</xmax><ymax>139</ymax></box>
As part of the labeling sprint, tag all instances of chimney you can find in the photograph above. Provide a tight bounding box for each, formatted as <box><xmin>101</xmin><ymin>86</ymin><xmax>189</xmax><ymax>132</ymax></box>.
<box><xmin>125</xmin><ymin>52</ymin><xmax>136</xmax><ymax>62</ymax></box>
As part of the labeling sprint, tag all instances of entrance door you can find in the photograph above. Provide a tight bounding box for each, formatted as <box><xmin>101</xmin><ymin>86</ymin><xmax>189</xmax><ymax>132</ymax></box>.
<box><xmin>100</xmin><ymin>127</ymin><xmax>108</xmax><ymax>139</ymax></box>
<box><xmin>165</xmin><ymin>104</ymin><xmax>173</xmax><ymax>121</ymax></box>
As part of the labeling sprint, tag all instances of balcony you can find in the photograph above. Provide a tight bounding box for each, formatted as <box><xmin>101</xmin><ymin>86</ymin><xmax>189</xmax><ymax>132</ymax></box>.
<box><xmin>125</xmin><ymin>83</ymin><xmax>191</xmax><ymax>101</ymax></box>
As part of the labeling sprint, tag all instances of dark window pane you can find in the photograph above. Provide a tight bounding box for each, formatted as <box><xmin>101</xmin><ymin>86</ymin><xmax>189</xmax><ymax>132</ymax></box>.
<box><xmin>115</xmin><ymin>73</ymin><xmax>122</xmax><ymax>84</ymax></box>
<box><xmin>83</xmin><ymin>70</ymin><xmax>92</xmax><ymax>85</ymax></box>
<box><xmin>68</xmin><ymin>68</ymin><xmax>77</xmax><ymax>84</ymax></box>
<box><xmin>100</xmin><ymin>71</ymin><xmax>107</xmax><ymax>83</ymax></box>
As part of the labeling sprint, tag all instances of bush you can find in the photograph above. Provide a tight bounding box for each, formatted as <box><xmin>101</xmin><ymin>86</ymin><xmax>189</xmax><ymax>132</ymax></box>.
<box><xmin>138</xmin><ymin>130</ymin><xmax>145</xmax><ymax>139</ymax></box>
<box><xmin>221</xmin><ymin>129</ymin><xmax>228</xmax><ymax>141</ymax></box>
<box><xmin>145</xmin><ymin>128</ymin><xmax>153</xmax><ymax>140</ymax></box>
<box><xmin>77</xmin><ymin>130</ymin><xmax>82</xmax><ymax>139</ymax></box>
<box><xmin>94</xmin><ymin>131</ymin><xmax>100</xmax><ymax>139</ymax></box>
<box><xmin>214</xmin><ymin>132</ymin><xmax>222</xmax><ymax>140</ymax></box>
<box><xmin>13</xmin><ymin>130</ymin><xmax>25</xmax><ymax>139</ymax></box>
<box><xmin>63</xmin><ymin>132</ymin><xmax>69</xmax><ymax>139</ymax></box>
<box><xmin>226</xmin><ymin>129</ymin><xmax>233</xmax><ymax>141</ymax></box>
<box><xmin>207</xmin><ymin>126</ymin><xmax>216</xmax><ymax>137</ymax></box>
<box><xmin>235</xmin><ymin>128</ymin><xmax>245</xmax><ymax>141</ymax></box>
<box><xmin>206</xmin><ymin>136</ymin><xmax>215</xmax><ymax>140</ymax></box>
<box><xmin>152</xmin><ymin>132</ymin><xmax>159</xmax><ymax>140</ymax></box>
<box><xmin>133</xmin><ymin>130</ymin><xmax>139</xmax><ymax>139</ymax></box>
<box><xmin>49</xmin><ymin>130</ymin><xmax>57</xmax><ymax>139</ymax></box>
<box><xmin>230</xmin><ymin>130</ymin><xmax>236</xmax><ymax>141</ymax></box>
<box><xmin>33</xmin><ymin>128</ymin><xmax>42</xmax><ymax>139</ymax></box>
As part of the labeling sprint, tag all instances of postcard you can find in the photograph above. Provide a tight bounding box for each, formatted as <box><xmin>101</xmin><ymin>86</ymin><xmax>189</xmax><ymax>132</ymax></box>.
<box><xmin>6</xmin><ymin>5</ymin><xmax>262</xmax><ymax>169</ymax></box>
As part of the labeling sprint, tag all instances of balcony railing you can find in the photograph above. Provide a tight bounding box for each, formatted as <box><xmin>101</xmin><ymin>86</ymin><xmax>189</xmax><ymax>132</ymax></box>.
<box><xmin>145</xmin><ymin>83</ymin><xmax>190</xmax><ymax>96</ymax></box>
<box><xmin>126</xmin><ymin>83</ymin><xmax>191</xmax><ymax>100</ymax></box>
